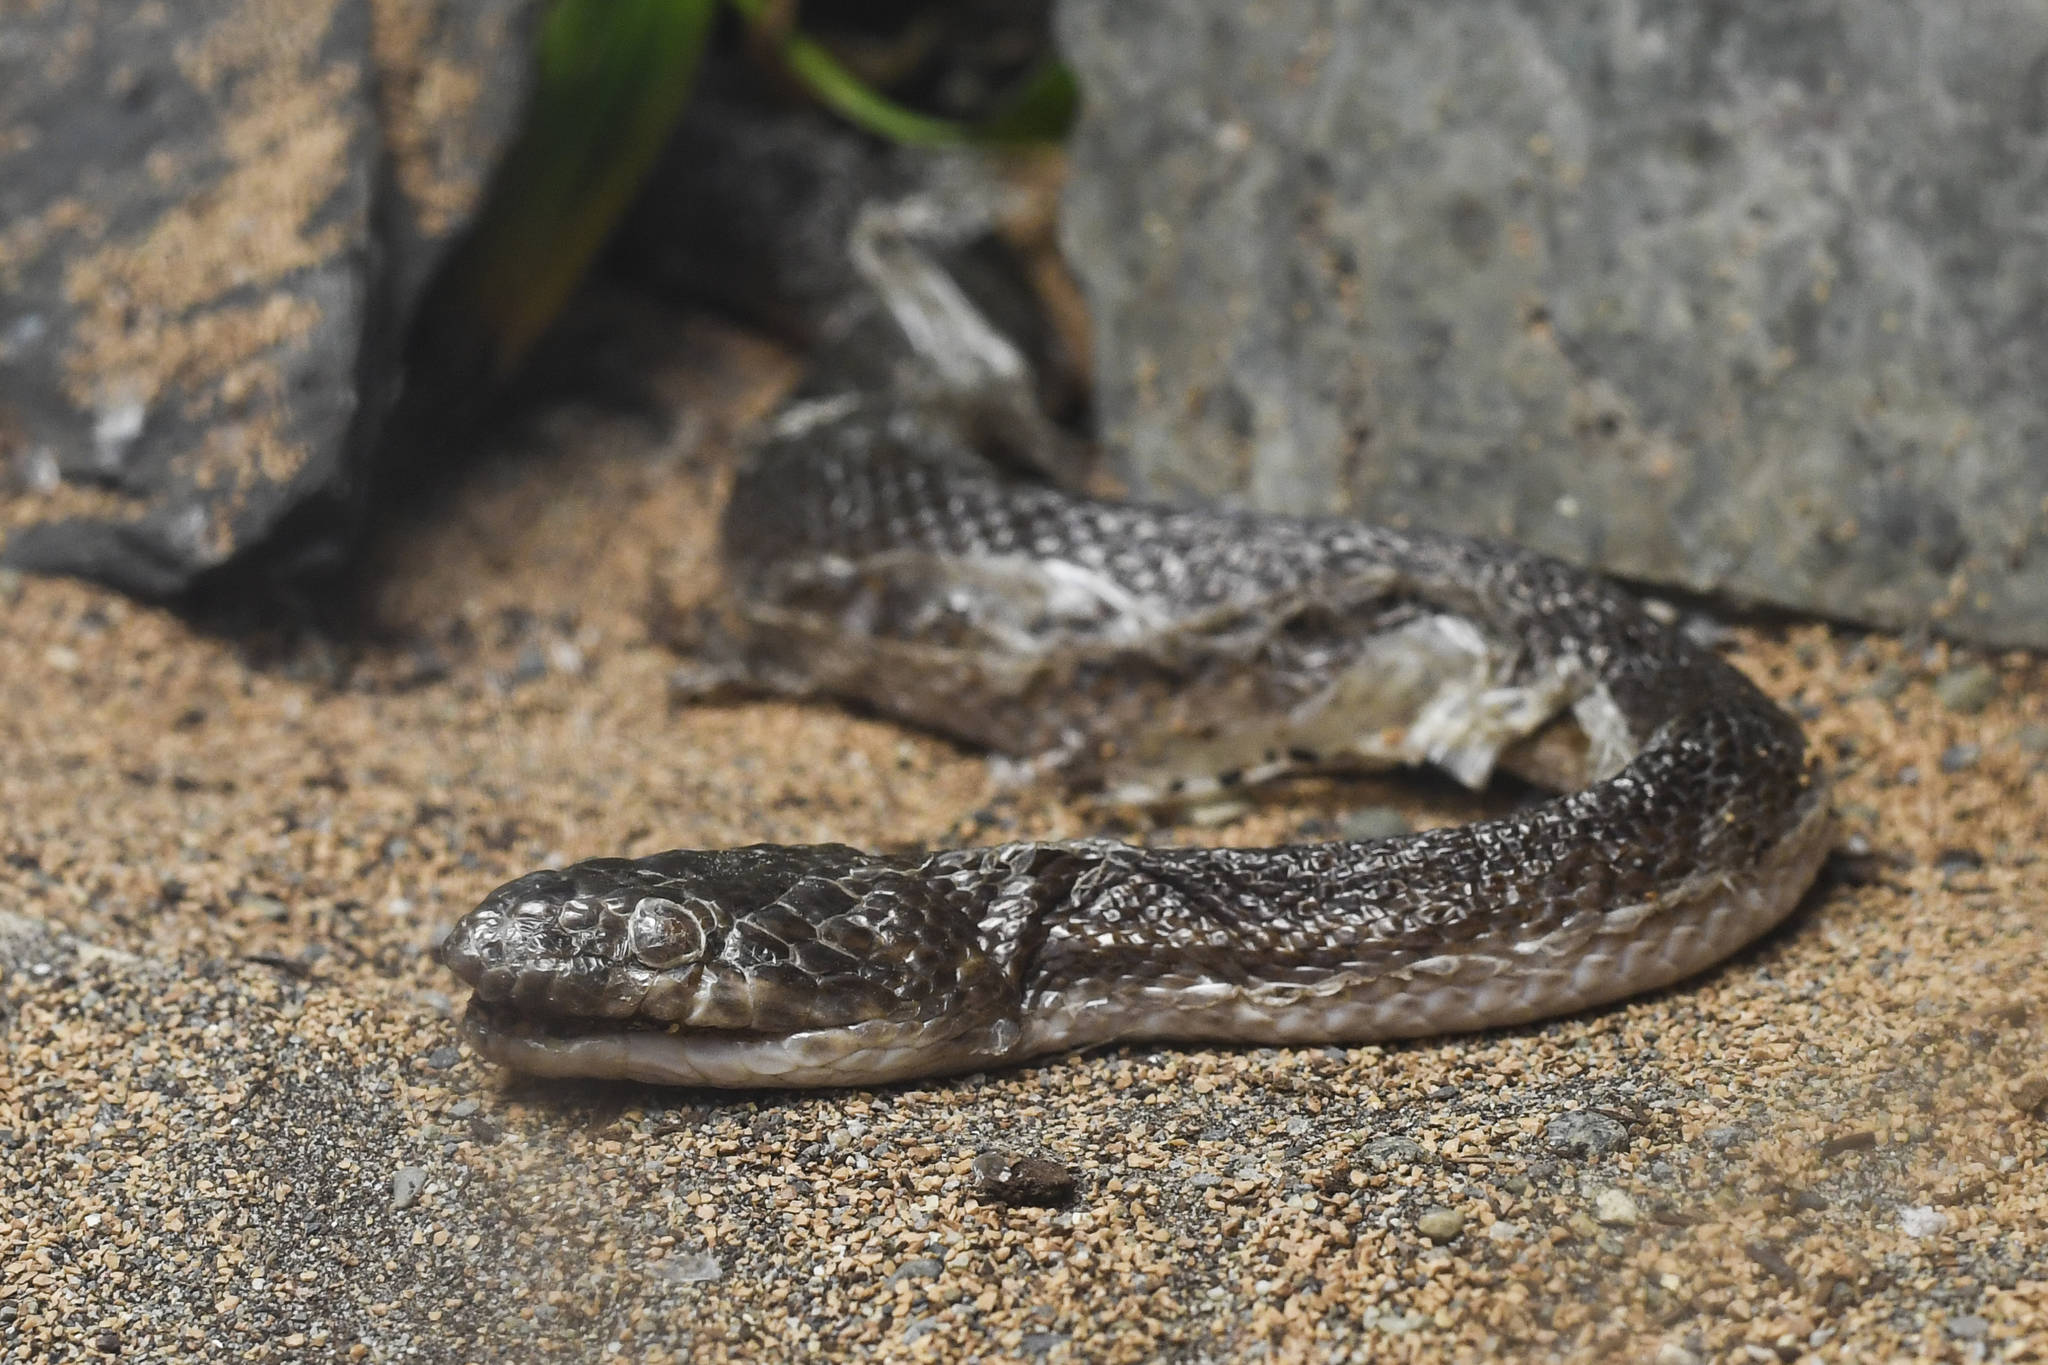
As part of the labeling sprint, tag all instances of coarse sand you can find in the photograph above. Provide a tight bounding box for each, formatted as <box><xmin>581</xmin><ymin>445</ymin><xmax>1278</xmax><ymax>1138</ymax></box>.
<box><xmin>3</xmin><ymin>318</ymin><xmax>2045</xmax><ymax>1364</ymax></box>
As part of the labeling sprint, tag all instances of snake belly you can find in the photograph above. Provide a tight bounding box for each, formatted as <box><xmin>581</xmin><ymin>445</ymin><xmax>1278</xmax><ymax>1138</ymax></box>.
<box><xmin>440</xmin><ymin>405</ymin><xmax>1831</xmax><ymax>1088</ymax></box>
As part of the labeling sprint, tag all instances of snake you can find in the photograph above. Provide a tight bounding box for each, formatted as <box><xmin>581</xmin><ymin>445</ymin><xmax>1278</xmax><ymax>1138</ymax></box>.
<box><xmin>438</xmin><ymin>395</ymin><xmax>1832</xmax><ymax>1088</ymax></box>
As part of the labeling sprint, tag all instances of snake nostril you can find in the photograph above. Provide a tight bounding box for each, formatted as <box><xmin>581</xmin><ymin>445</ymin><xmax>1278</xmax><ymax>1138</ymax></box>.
<box><xmin>440</xmin><ymin>917</ymin><xmax>491</xmax><ymax>977</ymax></box>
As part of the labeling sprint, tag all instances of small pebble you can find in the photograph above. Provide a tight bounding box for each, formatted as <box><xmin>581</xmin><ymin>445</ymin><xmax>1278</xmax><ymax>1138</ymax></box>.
<box><xmin>421</xmin><ymin>1045</ymin><xmax>461</xmax><ymax>1070</ymax></box>
<box><xmin>507</xmin><ymin>646</ymin><xmax>549</xmax><ymax>687</ymax></box>
<box><xmin>1415</xmin><ymin>1207</ymin><xmax>1465</xmax><ymax>1244</ymax></box>
<box><xmin>1704</xmin><ymin>1124</ymin><xmax>1755</xmax><ymax>1151</ymax></box>
<box><xmin>390</xmin><ymin>1166</ymin><xmax>428</xmax><ymax>1211</ymax></box>
<box><xmin>1863</xmin><ymin>664</ymin><xmax>1909</xmax><ymax>700</ymax></box>
<box><xmin>1654</xmin><ymin>1345</ymin><xmax>1703</xmax><ymax>1365</ymax></box>
<box><xmin>1744</xmin><ymin>1240</ymin><xmax>1801</xmax><ymax>1286</ymax></box>
<box><xmin>1592</xmin><ymin>1189</ymin><xmax>1639</xmax><ymax>1226</ymax></box>
<box><xmin>1186</xmin><ymin>798</ymin><xmax>1253</xmax><ymax>827</ymax></box>
<box><xmin>1945</xmin><ymin>1315</ymin><xmax>1990</xmax><ymax>1341</ymax></box>
<box><xmin>1358</xmin><ymin>1135</ymin><xmax>1427</xmax><ymax>1168</ymax></box>
<box><xmin>242</xmin><ymin>894</ymin><xmax>289</xmax><ymax>922</ymax></box>
<box><xmin>1818</xmin><ymin>1129</ymin><xmax>1878</xmax><ymax>1157</ymax></box>
<box><xmin>1898</xmin><ymin>1205</ymin><xmax>1950</xmax><ymax>1238</ymax></box>
<box><xmin>1939</xmin><ymin>743</ymin><xmax>1981</xmax><ymax>774</ymax></box>
<box><xmin>1934</xmin><ymin>664</ymin><xmax>1999</xmax><ymax>714</ymax></box>
<box><xmin>662</xmin><ymin>1252</ymin><xmax>723</xmax><ymax>1284</ymax></box>
<box><xmin>1936</xmin><ymin>846</ymin><xmax>1986</xmax><ymax>874</ymax></box>
<box><xmin>888</xmin><ymin>1257</ymin><xmax>944</xmax><ymax>1284</ymax></box>
<box><xmin>1544</xmin><ymin>1111</ymin><xmax>1630</xmax><ymax>1157</ymax></box>
<box><xmin>2015</xmin><ymin>724</ymin><xmax>2048</xmax><ymax>754</ymax></box>
<box><xmin>1338</xmin><ymin>806</ymin><xmax>1413</xmax><ymax>841</ymax></box>
<box><xmin>970</xmin><ymin>1151</ymin><xmax>1077</xmax><ymax>1206</ymax></box>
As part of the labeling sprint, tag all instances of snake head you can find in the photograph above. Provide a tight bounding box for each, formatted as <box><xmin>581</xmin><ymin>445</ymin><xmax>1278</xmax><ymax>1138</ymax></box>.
<box><xmin>439</xmin><ymin>844</ymin><xmax>1023</xmax><ymax>1086</ymax></box>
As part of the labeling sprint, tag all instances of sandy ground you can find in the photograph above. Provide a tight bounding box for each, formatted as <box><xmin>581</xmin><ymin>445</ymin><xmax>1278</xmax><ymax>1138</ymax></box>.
<box><xmin>3</xmin><ymin>316</ymin><xmax>2046</xmax><ymax>1364</ymax></box>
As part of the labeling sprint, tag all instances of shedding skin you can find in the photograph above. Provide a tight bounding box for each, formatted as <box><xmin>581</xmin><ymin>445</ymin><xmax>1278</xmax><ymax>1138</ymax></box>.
<box><xmin>440</xmin><ymin>420</ymin><xmax>1830</xmax><ymax>1089</ymax></box>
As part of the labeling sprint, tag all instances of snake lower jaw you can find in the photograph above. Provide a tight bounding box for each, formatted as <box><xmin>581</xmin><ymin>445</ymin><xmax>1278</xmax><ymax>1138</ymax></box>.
<box><xmin>460</xmin><ymin>1003</ymin><xmax>1025</xmax><ymax>1089</ymax></box>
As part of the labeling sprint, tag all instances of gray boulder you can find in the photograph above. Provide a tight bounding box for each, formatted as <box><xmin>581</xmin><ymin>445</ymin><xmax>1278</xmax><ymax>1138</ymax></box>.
<box><xmin>0</xmin><ymin>0</ymin><xmax>539</xmax><ymax>596</ymax></box>
<box><xmin>1058</xmin><ymin>0</ymin><xmax>2048</xmax><ymax>645</ymax></box>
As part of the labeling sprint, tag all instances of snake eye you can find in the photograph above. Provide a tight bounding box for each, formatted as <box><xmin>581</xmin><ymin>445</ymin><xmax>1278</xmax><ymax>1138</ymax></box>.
<box><xmin>628</xmin><ymin>896</ymin><xmax>710</xmax><ymax>969</ymax></box>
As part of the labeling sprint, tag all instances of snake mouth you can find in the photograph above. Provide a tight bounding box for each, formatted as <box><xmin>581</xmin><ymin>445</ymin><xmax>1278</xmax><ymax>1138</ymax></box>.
<box><xmin>460</xmin><ymin>1001</ymin><xmax>1021</xmax><ymax>1089</ymax></box>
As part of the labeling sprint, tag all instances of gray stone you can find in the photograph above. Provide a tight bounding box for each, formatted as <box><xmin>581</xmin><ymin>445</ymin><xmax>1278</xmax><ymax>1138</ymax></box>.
<box><xmin>1703</xmin><ymin>1124</ymin><xmax>1755</xmax><ymax>1151</ymax></box>
<box><xmin>661</xmin><ymin>1251</ymin><xmax>723</xmax><ymax>1285</ymax></box>
<box><xmin>1415</xmin><ymin>1206</ymin><xmax>1465</xmax><ymax>1243</ymax></box>
<box><xmin>390</xmin><ymin>1165</ymin><xmax>429</xmax><ymax>1211</ymax></box>
<box><xmin>1938</xmin><ymin>743</ymin><xmax>1981</xmax><ymax>773</ymax></box>
<box><xmin>889</xmin><ymin>1257</ymin><xmax>945</xmax><ymax>1284</ymax></box>
<box><xmin>1058</xmin><ymin>0</ymin><xmax>2048</xmax><ymax>646</ymax></box>
<box><xmin>1543</xmin><ymin>1110</ymin><xmax>1630</xmax><ymax>1157</ymax></box>
<box><xmin>1934</xmin><ymin>665</ymin><xmax>2000</xmax><ymax>714</ymax></box>
<box><xmin>1338</xmin><ymin>806</ymin><xmax>1414</xmax><ymax>842</ymax></box>
<box><xmin>1358</xmin><ymin>1135</ymin><xmax>1428</xmax><ymax>1168</ymax></box>
<box><xmin>1592</xmin><ymin>1188</ymin><xmax>1639</xmax><ymax>1226</ymax></box>
<box><xmin>1864</xmin><ymin>666</ymin><xmax>1912</xmax><ymax>702</ymax></box>
<box><xmin>0</xmin><ymin>0</ymin><xmax>540</xmax><ymax>596</ymax></box>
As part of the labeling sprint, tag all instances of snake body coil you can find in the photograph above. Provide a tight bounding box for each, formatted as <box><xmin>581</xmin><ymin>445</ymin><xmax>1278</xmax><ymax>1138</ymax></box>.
<box><xmin>440</xmin><ymin>407</ymin><xmax>1830</xmax><ymax>1087</ymax></box>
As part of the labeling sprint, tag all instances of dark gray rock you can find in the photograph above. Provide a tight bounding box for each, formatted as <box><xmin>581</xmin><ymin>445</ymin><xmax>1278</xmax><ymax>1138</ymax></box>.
<box><xmin>1058</xmin><ymin>0</ymin><xmax>2048</xmax><ymax>646</ymax></box>
<box><xmin>0</xmin><ymin>0</ymin><xmax>539</xmax><ymax>596</ymax></box>
<box><xmin>970</xmin><ymin>1150</ymin><xmax>1078</xmax><ymax>1206</ymax></box>
<box><xmin>1543</xmin><ymin>1110</ymin><xmax>1630</xmax><ymax>1157</ymax></box>
<box><xmin>1357</xmin><ymin>1135</ymin><xmax>1428</xmax><ymax>1167</ymax></box>
<box><xmin>888</xmin><ymin>1256</ymin><xmax>945</xmax><ymax>1284</ymax></box>
<box><xmin>1702</xmin><ymin>1123</ymin><xmax>1756</xmax><ymax>1152</ymax></box>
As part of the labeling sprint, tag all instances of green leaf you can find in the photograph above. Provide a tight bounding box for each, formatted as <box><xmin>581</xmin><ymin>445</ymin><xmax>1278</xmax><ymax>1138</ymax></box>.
<box><xmin>723</xmin><ymin>0</ymin><xmax>1075</xmax><ymax>149</ymax></box>
<box><xmin>428</xmin><ymin>0</ymin><xmax>717</xmax><ymax>384</ymax></box>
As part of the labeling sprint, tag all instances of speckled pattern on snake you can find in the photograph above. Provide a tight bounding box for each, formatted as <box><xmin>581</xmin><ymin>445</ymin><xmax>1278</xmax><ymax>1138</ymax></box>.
<box><xmin>439</xmin><ymin>398</ymin><xmax>1832</xmax><ymax>1088</ymax></box>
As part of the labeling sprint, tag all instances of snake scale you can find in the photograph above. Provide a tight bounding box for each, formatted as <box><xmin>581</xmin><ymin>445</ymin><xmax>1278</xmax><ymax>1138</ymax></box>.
<box><xmin>440</xmin><ymin>398</ymin><xmax>1832</xmax><ymax>1088</ymax></box>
